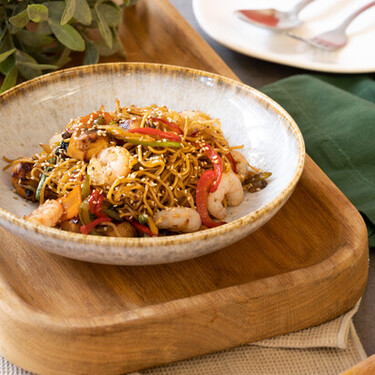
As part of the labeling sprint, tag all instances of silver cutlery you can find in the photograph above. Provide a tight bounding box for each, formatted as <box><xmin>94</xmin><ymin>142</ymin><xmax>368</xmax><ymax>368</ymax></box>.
<box><xmin>234</xmin><ymin>0</ymin><xmax>315</xmax><ymax>30</ymax></box>
<box><xmin>288</xmin><ymin>1</ymin><xmax>375</xmax><ymax>51</ymax></box>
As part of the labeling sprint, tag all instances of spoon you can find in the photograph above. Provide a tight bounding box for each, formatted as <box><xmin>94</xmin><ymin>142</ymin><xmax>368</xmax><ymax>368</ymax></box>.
<box><xmin>235</xmin><ymin>0</ymin><xmax>315</xmax><ymax>30</ymax></box>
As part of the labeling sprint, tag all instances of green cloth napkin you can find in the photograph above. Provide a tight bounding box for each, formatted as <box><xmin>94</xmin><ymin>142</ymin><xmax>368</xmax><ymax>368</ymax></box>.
<box><xmin>261</xmin><ymin>75</ymin><xmax>375</xmax><ymax>247</ymax></box>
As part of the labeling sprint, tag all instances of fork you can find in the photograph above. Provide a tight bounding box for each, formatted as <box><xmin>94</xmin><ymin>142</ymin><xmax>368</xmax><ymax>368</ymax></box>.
<box><xmin>287</xmin><ymin>1</ymin><xmax>375</xmax><ymax>51</ymax></box>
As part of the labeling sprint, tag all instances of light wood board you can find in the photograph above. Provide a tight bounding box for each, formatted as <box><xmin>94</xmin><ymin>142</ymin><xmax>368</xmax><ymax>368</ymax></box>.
<box><xmin>0</xmin><ymin>1</ymin><xmax>368</xmax><ymax>374</ymax></box>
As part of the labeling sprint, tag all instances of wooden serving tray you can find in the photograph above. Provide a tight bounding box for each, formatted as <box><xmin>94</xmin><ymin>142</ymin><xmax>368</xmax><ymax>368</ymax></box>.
<box><xmin>0</xmin><ymin>1</ymin><xmax>368</xmax><ymax>374</ymax></box>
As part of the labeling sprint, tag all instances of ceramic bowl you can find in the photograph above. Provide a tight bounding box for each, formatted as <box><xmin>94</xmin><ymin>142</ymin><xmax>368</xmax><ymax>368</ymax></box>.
<box><xmin>0</xmin><ymin>63</ymin><xmax>305</xmax><ymax>265</ymax></box>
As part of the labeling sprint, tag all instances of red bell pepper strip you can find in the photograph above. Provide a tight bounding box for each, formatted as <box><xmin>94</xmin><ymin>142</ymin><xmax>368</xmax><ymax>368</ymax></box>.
<box><xmin>80</xmin><ymin>216</ymin><xmax>112</xmax><ymax>235</ymax></box>
<box><xmin>88</xmin><ymin>190</ymin><xmax>100</xmax><ymax>214</ymax></box>
<box><xmin>150</xmin><ymin>117</ymin><xmax>184</xmax><ymax>135</ymax></box>
<box><xmin>128</xmin><ymin>127</ymin><xmax>181</xmax><ymax>142</ymax></box>
<box><xmin>88</xmin><ymin>189</ymin><xmax>98</xmax><ymax>214</ymax></box>
<box><xmin>227</xmin><ymin>152</ymin><xmax>237</xmax><ymax>174</ymax></box>
<box><xmin>196</xmin><ymin>170</ymin><xmax>226</xmax><ymax>228</ymax></box>
<box><xmin>95</xmin><ymin>194</ymin><xmax>105</xmax><ymax>217</ymax></box>
<box><xmin>129</xmin><ymin>220</ymin><xmax>158</xmax><ymax>237</ymax></box>
<box><xmin>200</xmin><ymin>143</ymin><xmax>223</xmax><ymax>193</ymax></box>
<box><xmin>88</xmin><ymin>189</ymin><xmax>107</xmax><ymax>218</ymax></box>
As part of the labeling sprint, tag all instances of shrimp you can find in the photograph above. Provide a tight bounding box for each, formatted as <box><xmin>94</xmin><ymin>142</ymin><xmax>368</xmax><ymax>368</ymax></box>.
<box><xmin>87</xmin><ymin>146</ymin><xmax>131</xmax><ymax>186</ymax></box>
<box><xmin>26</xmin><ymin>199</ymin><xmax>63</xmax><ymax>227</ymax></box>
<box><xmin>207</xmin><ymin>172</ymin><xmax>244</xmax><ymax>220</ymax></box>
<box><xmin>231</xmin><ymin>151</ymin><xmax>249</xmax><ymax>181</ymax></box>
<box><xmin>155</xmin><ymin>207</ymin><xmax>202</xmax><ymax>233</ymax></box>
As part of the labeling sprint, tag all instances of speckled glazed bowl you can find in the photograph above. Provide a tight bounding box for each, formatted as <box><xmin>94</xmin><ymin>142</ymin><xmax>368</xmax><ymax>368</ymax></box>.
<box><xmin>0</xmin><ymin>63</ymin><xmax>305</xmax><ymax>265</ymax></box>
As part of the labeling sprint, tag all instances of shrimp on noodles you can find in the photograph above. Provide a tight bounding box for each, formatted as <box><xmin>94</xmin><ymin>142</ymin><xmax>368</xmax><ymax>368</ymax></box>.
<box><xmin>4</xmin><ymin>103</ymin><xmax>271</xmax><ymax>237</ymax></box>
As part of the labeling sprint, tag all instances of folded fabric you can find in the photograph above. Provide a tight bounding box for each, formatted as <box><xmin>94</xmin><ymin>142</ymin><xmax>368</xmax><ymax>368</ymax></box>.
<box><xmin>261</xmin><ymin>75</ymin><xmax>375</xmax><ymax>247</ymax></box>
<box><xmin>128</xmin><ymin>302</ymin><xmax>365</xmax><ymax>375</ymax></box>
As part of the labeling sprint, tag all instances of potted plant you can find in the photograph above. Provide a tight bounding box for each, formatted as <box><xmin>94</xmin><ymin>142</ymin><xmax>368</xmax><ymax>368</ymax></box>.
<box><xmin>0</xmin><ymin>0</ymin><xmax>138</xmax><ymax>92</ymax></box>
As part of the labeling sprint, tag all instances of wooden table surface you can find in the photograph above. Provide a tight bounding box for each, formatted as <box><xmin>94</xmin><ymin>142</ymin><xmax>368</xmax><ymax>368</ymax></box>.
<box><xmin>169</xmin><ymin>0</ymin><xmax>375</xmax><ymax>356</ymax></box>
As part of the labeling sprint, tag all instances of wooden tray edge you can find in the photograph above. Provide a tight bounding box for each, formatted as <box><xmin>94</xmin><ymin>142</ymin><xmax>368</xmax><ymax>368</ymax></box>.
<box><xmin>0</xmin><ymin>205</ymin><xmax>368</xmax><ymax>374</ymax></box>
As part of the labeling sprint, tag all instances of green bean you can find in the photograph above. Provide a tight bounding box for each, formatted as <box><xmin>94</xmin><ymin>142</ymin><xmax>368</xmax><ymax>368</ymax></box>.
<box><xmin>35</xmin><ymin>174</ymin><xmax>47</xmax><ymax>201</ymax></box>
<box><xmin>103</xmin><ymin>125</ymin><xmax>183</xmax><ymax>148</ymax></box>
<box><xmin>81</xmin><ymin>175</ymin><xmax>91</xmax><ymax>201</ymax></box>
<box><xmin>102</xmin><ymin>206</ymin><xmax>122</xmax><ymax>221</ymax></box>
<box><xmin>79</xmin><ymin>200</ymin><xmax>91</xmax><ymax>226</ymax></box>
<box><xmin>126</xmin><ymin>138</ymin><xmax>183</xmax><ymax>148</ymax></box>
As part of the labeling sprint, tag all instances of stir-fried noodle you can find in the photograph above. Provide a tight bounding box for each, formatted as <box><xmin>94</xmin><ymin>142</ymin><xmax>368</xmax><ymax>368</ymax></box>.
<box><xmin>4</xmin><ymin>102</ymin><xmax>270</xmax><ymax>236</ymax></box>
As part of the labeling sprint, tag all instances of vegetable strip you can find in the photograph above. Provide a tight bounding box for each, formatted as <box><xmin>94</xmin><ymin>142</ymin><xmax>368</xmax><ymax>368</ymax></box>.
<box><xmin>227</xmin><ymin>152</ymin><xmax>237</xmax><ymax>174</ymax></box>
<box><xmin>151</xmin><ymin>117</ymin><xmax>184</xmax><ymax>135</ymax></box>
<box><xmin>201</xmin><ymin>143</ymin><xmax>223</xmax><ymax>193</ymax></box>
<box><xmin>126</xmin><ymin>138</ymin><xmax>183</xmax><ymax>148</ymax></box>
<box><xmin>80</xmin><ymin>216</ymin><xmax>112</xmax><ymax>235</ymax></box>
<box><xmin>128</xmin><ymin>128</ymin><xmax>181</xmax><ymax>142</ymax></box>
<box><xmin>196</xmin><ymin>170</ymin><xmax>226</xmax><ymax>228</ymax></box>
<box><xmin>129</xmin><ymin>220</ymin><xmax>157</xmax><ymax>237</ymax></box>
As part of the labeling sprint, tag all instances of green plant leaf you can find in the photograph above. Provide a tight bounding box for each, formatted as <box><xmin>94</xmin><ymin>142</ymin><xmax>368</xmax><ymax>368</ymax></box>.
<box><xmin>93</xmin><ymin>39</ymin><xmax>113</xmax><ymax>56</ymax></box>
<box><xmin>93</xmin><ymin>35</ymin><xmax>120</xmax><ymax>56</ymax></box>
<box><xmin>12</xmin><ymin>2</ymin><xmax>28</xmax><ymax>16</ymax></box>
<box><xmin>0</xmin><ymin>48</ymin><xmax>16</xmax><ymax>64</ymax></box>
<box><xmin>83</xmin><ymin>38</ymin><xmax>99</xmax><ymax>65</ymax></box>
<box><xmin>17</xmin><ymin>62</ymin><xmax>58</xmax><ymax>70</ymax></box>
<box><xmin>9</xmin><ymin>9</ymin><xmax>29</xmax><ymax>29</ymax></box>
<box><xmin>0</xmin><ymin>30</ymin><xmax>6</xmax><ymax>44</ymax></box>
<box><xmin>0</xmin><ymin>55</ymin><xmax>15</xmax><ymax>75</ymax></box>
<box><xmin>94</xmin><ymin>7</ymin><xmax>112</xmax><ymax>49</ymax></box>
<box><xmin>0</xmin><ymin>31</ymin><xmax>12</xmax><ymax>55</ymax></box>
<box><xmin>0</xmin><ymin>7</ymin><xmax>6</xmax><ymax>21</ymax></box>
<box><xmin>56</xmin><ymin>47</ymin><xmax>71</xmax><ymax>67</ymax></box>
<box><xmin>114</xmin><ymin>30</ymin><xmax>126</xmax><ymax>59</ymax></box>
<box><xmin>98</xmin><ymin>3</ymin><xmax>122</xmax><ymax>27</ymax></box>
<box><xmin>16</xmin><ymin>30</ymin><xmax>54</xmax><ymax>48</ymax></box>
<box><xmin>27</xmin><ymin>4</ymin><xmax>49</xmax><ymax>23</ymax></box>
<box><xmin>61</xmin><ymin>0</ymin><xmax>76</xmax><ymax>25</ymax></box>
<box><xmin>35</xmin><ymin>22</ymin><xmax>52</xmax><ymax>35</ymax></box>
<box><xmin>49</xmin><ymin>19</ymin><xmax>85</xmax><ymax>51</ymax></box>
<box><xmin>74</xmin><ymin>0</ymin><xmax>92</xmax><ymax>25</ymax></box>
<box><xmin>44</xmin><ymin>2</ymin><xmax>65</xmax><ymax>21</ymax></box>
<box><xmin>0</xmin><ymin>66</ymin><xmax>18</xmax><ymax>93</ymax></box>
<box><xmin>15</xmin><ymin>50</ymin><xmax>41</xmax><ymax>80</ymax></box>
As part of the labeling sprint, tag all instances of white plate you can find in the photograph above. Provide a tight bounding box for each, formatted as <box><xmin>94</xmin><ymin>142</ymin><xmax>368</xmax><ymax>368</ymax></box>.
<box><xmin>193</xmin><ymin>0</ymin><xmax>375</xmax><ymax>73</ymax></box>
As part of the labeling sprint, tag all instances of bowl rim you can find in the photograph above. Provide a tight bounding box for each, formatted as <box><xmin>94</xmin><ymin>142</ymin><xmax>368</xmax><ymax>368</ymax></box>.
<box><xmin>0</xmin><ymin>62</ymin><xmax>305</xmax><ymax>249</ymax></box>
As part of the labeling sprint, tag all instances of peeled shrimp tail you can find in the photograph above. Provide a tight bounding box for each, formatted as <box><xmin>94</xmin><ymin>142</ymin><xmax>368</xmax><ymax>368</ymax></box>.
<box><xmin>207</xmin><ymin>172</ymin><xmax>244</xmax><ymax>220</ymax></box>
<box><xmin>155</xmin><ymin>207</ymin><xmax>202</xmax><ymax>233</ymax></box>
<box><xmin>25</xmin><ymin>199</ymin><xmax>63</xmax><ymax>227</ymax></box>
<box><xmin>231</xmin><ymin>151</ymin><xmax>249</xmax><ymax>180</ymax></box>
<box><xmin>87</xmin><ymin>146</ymin><xmax>131</xmax><ymax>186</ymax></box>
